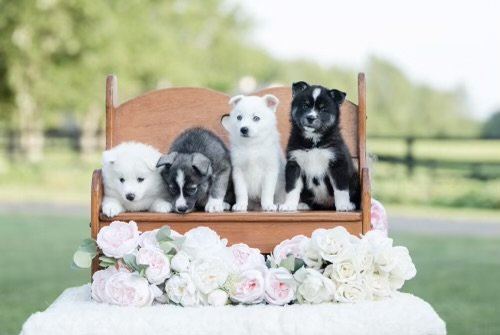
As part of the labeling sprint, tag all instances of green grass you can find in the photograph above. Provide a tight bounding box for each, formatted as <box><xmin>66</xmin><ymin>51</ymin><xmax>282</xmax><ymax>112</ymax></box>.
<box><xmin>1</xmin><ymin>213</ymin><xmax>500</xmax><ymax>334</ymax></box>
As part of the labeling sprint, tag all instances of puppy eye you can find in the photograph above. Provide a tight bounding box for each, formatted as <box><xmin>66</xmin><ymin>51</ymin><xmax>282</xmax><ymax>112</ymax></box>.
<box><xmin>168</xmin><ymin>184</ymin><xmax>177</xmax><ymax>193</ymax></box>
<box><xmin>119</xmin><ymin>178</ymin><xmax>125</xmax><ymax>183</ymax></box>
<box><xmin>253</xmin><ymin>116</ymin><xmax>260</xmax><ymax>122</ymax></box>
<box><xmin>184</xmin><ymin>186</ymin><xmax>197</xmax><ymax>195</ymax></box>
<box><xmin>303</xmin><ymin>102</ymin><xmax>310</xmax><ymax>108</ymax></box>
<box><xmin>137</xmin><ymin>177</ymin><xmax>144</xmax><ymax>183</ymax></box>
<box><xmin>237</xmin><ymin>115</ymin><xmax>242</xmax><ymax>121</ymax></box>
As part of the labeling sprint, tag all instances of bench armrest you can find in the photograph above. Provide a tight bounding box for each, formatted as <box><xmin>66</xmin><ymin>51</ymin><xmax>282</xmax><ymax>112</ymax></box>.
<box><xmin>361</xmin><ymin>167</ymin><xmax>371</xmax><ymax>233</ymax></box>
<box><xmin>90</xmin><ymin>169</ymin><xmax>103</xmax><ymax>239</ymax></box>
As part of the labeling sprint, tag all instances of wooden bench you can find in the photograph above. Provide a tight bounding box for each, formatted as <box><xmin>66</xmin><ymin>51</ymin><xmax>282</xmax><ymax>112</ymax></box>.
<box><xmin>90</xmin><ymin>73</ymin><xmax>371</xmax><ymax>274</ymax></box>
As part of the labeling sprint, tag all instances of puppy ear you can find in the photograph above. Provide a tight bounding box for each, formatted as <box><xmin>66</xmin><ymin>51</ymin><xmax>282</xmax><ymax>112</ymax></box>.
<box><xmin>192</xmin><ymin>153</ymin><xmax>212</xmax><ymax>176</ymax></box>
<box><xmin>156</xmin><ymin>152</ymin><xmax>177</xmax><ymax>169</ymax></box>
<box><xmin>328</xmin><ymin>89</ymin><xmax>346</xmax><ymax>105</ymax></box>
<box><xmin>221</xmin><ymin>114</ymin><xmax>231</xmax><ymax>131</ymax></box>
<box><xmin>292</xmin><ymin>81</ymin><xmax>309</xmax><ymax>97</ymax></box>
<box><xmin>228</xmin><ymin>95</ymin><xmax>244</xmax><ymax>107</ymax></box>
<box><xmin>102</xmin><ymin>149</ymin><xmax>116</xmax><ymax>165</ymax></box>
<box><xmin>263</xmin><ymin>94</ymin><xmax>279</xmax><ymax>112</ymax></box>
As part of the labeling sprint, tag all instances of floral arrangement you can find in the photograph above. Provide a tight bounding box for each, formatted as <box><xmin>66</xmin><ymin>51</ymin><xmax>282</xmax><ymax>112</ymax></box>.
<box><xmin>73</xmin><ymin>221</ymin><xmax>416</xmax><ymax>307</ymax></box>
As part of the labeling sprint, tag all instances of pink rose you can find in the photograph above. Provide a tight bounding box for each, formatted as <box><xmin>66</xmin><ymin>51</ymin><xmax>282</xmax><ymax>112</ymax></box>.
<box><xmin>229</xmin><ymin>269</ymin><xmax>265</xmax><ymax>304</ymax></box>
<box><xmin>136</xmin><ymin>247</ymin><xmax>171</xmax><ymax>285</ymax></box>
<box><xmin>371</xmin><ymin>198</ymin><xmax>388</xmax><ymax>236</ymax></box>
<box><xmin>230</xmin><ymin>243</ymin><xmax>266</xmax><ymax>272</ymax></box>
<box><xmin>264</xmin><ymin>268</ymin><xmax>296</xmax><ymax>305</ymax></box>
<box><xmin>96</xmin><ymin>221</ymin><xmax>140</xmax><ymax>258</ymax></box>
<box><xmin>91</xmin><ymin>266</ymin><xmax>118</xmax><ymax>303</ymax></box>
<box><xmin>272</xmin><ymin>235</ymin><xmax>308</xmax><ymax>265</ymax></box>
<box><xmin>104</xmin><ymin>271</ymin><xmax>156</xmax><ymax>306</ymax></box>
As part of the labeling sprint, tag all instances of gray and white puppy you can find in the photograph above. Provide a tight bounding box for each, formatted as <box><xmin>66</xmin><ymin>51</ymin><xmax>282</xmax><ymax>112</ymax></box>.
<box><xmin>156</xmin><ymin>128</ymin><xmax>233</xmax><ymax>214</ymax></box>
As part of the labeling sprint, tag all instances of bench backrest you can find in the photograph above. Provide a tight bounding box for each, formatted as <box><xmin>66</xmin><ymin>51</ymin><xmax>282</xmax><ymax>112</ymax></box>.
<box><xmin>105</xmin><ymin>74</ymin><xmax>367</xmax><ymax>170</ymax></box>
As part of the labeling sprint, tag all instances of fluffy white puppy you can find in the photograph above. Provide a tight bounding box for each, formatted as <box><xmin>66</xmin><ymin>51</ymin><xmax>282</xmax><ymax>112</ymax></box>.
<box><xmin>101</xmin><ymin>142</ymin><xmax>172</xmax><ymax>217</ymax></box>
<box><xmin>222</xmin><ymin>94</ymin><xmax>285</xmax><ymax>212</ymax></box>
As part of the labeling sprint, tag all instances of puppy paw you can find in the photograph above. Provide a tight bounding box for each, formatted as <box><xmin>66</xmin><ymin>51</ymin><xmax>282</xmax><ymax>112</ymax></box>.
<box><xmin>278</xmin><ymin>203</ymin><xmax>298</xmax><ymax>212</ymax></box>
<box><xmin>232</xmin><ymin>202</ymin><xmax>248</xmax><ymax>212</ymax></box>
<box><xmin>151</xmin><ymin>200</ymin><xmax>172</xmax><ymax>213</ymax></box>
<box><xmin>102</xmin><ymin>202</ymin><xmax>125</xmax><ymax>217</ymax></box>
<box><xmin>297</xmin><ymin>202</ymin><xmax>311</xmax><ymax>211</ymax></box>
<box><xmin>205</xmin><ymin>198</ymin><xmax>225</xmax><ymax>213</ymax></box>
<box><xmin>223</xmin><ymin>202</ymin><xmax>231</xmax><ymax>211</ymax></box>
<box><xmin>335</xmin><ymin>201</ymin><xmax>356</xmax><ymax>212</ymax></box>
<box><xmin>261</xmin><ymin>202</ymin><xmax>277</xmax><ymax>212</ymax></box>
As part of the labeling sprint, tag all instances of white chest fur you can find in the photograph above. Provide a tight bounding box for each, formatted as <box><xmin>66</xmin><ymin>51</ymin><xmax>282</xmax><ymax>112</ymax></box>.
<box><xmin>289</xmin><ymin>148</ymin><xmax>335</xmax><ymax>206</ymax></box>
<box><xmin>289</xmin><ymin>148</ymin><xmax>335</xmax><ymax>178</ymax></box>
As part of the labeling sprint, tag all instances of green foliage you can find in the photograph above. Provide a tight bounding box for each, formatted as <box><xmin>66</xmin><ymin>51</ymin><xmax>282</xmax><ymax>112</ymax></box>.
<box><xmin>72</xmin><ymin>238</ymin><xmax>97</xmax><ymax>269</ymax></box>
<box><xmin>0</xmin><ymin>0</ymin><xmax>479</xmax><ymax>138</ymax></box>
<box><xmin>481</xmin><ymin>111</ymin><xmax>500</xmax><ymax>139</ymax></box>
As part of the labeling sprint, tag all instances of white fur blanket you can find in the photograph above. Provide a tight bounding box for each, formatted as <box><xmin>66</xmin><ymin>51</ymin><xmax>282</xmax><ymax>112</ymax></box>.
<box><xmin>21</xmin><ymin>284</ymin><xmax>446</xmax><ymax>335</ymax></box>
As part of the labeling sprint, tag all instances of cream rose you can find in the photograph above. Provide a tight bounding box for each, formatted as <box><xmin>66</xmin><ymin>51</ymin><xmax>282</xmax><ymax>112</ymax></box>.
<box><xmin>335</xmin><ymin>282</ymin><xmax>367</xmax><ymax>303</ymax></box>
<box><xmin>300</xmin><ymin>240</ymin><xmax>323</xmax><ymax>269</ymax></box>
<box><xmin>310</xmin><ymin>227</ymin><xmax>359</xmax><ymax>264</ymax></box>
<box><xmin>230</xmin><ymin>243</ymin><xmax>266</xmax><ymax>272</ymax></box>
<box><xmin>165</xmin><ymin>273</ymin><xmax>200</xmax><ymax>306</ymax></box>
<box><xmin>104</xmin><ymin>271</ymin><xmax>156</xmax><ymax>306</ymax></box>
<box><xmin>91</xmin><ymin>266</ymin><xmax>118</xmax><ymax>303</ymax></box>
<box><xmin>294</xmin><ymin>268</ymin><xmax>336</xmax><ymax>304</ymax></box>
<box><xmin>182</xmin><ymin>227</ymin><xmax>227</xmax><ymax>260</ymax></box>
<box><xmin>365</xmin><ymin>271</ymin><xmax>392</xmax><ymax>299</ymax></box>
<box><xmin>96</xmin><ymin>221</ymin><xmax>140</xmax><ymax>258</ymax></box>
<box><xmin>190</xmin><ymin>257</ymin><xmax>229</xmax><ymax>294</ymax></box>
<box><xmin>136</xmin><ymin>247</ymin><xmax>171</xmax><ymax>285</ymax></box>
<box><xmin>323</xmin><ymin>259</ymin><xmax>360</xmax><ymax>284</ymax></box>
<box><xmin>272</xmin><ymin>235</ymin><xmax>308</xmax><ymax>265</ymax></box>
<box><xmin>229</xmin><ymin>269</ymin><xmax>265</xmax><ymax>304</ymax></box>
<box><xmin>264</xmin><ymin>268</ymin><xmax>297</xmax><ymax>305</ymax></box>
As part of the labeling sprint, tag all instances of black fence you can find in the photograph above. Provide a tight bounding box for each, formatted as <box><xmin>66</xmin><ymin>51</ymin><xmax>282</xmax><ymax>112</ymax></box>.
<box><xmin>370</xmin><ymin>135</ymin><xmax>500</xmax><ymax>180</ymax></box>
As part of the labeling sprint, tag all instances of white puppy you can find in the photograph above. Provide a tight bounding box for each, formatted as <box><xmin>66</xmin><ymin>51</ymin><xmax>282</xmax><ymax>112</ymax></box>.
<box><xmin>101</xmin><ymin>142</ymin><xmax>172</xmax><ymax>217</ymax></box>
<box><xmin>222</xmin><ymin>95</ymin><xmax>285</xmax><ymax>212</ymax></box>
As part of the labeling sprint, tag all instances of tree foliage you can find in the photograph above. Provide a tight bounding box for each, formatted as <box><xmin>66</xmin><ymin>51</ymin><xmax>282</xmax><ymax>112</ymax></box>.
<box><xmin>481</xmin><ymin>111</ymin><xmax>500</xmax><ymax>139</ymax></box>
<box><xmin>0</xmin><ymin>0</ymin><xmax>482</xmax><ymax>159</ymax></box>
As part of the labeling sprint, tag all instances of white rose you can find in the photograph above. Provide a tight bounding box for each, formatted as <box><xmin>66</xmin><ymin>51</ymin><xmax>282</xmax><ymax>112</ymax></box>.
<box><xmin>323</xmin><ymin>259</ymin><xmax>360</xmax><ymax>284</ymax></box>
<box><xmin>171</xmin><ymin>250</ymin><xmax>191</xmax><ymax>273</ymax></box>
<box><xmin>104</xmin><ymin>271</ymin><xmax>156</xmax><ymax>306</ymax></box>
<box><xmin>264</xmin><ymin>268</ymin><xmax>297</xmax><ymax>305</ymax></box>
<box><xmin>387</xmin><ymin>247</ymin><xmax>416</xmax><ymax>290</ymax></box>
<box><xmin>190</xmin><ymin>257</ymin><xmax>229</xmax><ymax>294</ymax></box>
<box><xmin>96</xmin><ymin>221</ymin><xmax>140</xmax><ymax>258</ymax></box>
<box><xmin>361</xmin><ymin>230</ymin><xmax>393</xmax><ymax>256</ymax></box>
<box><xmin>207</xmin><ymin>289</ymin><xmax>229</xmax><ymax>306</ymax></box>
<box><xmin>310</xmin><ymin>227</ymin><xmax>359</xmax><ymax>264</ymax></box>
<box><xmin>335</xmin><ymin>282</ymin><xmax>367</xmax><ymax>303</ymax></box>
<box><xmin>165</xmin><ymin>273</ymin><xmax>201</xmax><ymax>306</ymax></box>
<box><xmin>182</xmin><ymin>227</ymin><xmax>227</xmax><ymax>260</ymax></box>
<box><xmin>229</xmin><ymin>269</ymin><xmax>265</xmax><ymax>304</ymax></box>
<box><xmin>354</xmin><ymin>243</ymin><xmax>375</xmax><ymax>274</ymax></box>
<box><xmin>294</xmin><ymin>268</ymin><xmax>336</xmax><ymax>304</ymax></box>
<box><xmin>272</xmin><ymin>235</ymin><xmax>309</xmax><ymax>265</ymax></box>
<box><xmin>230</xmin><ymin>243</ymin><xmax>266</xmax><ymax>272</ymax></box>
<box><xmin>91</xmin><ymin>266</ymin><xmax>118</xmax><ymax>303</ymax></box>
<box><xmin>364</xmin><ymin>271</ymin><xmax>392</xmax><ymax>299</ymax></box>
<box><xmin>139</xmin><ymin>229</ymin><xmax>183</xmax><ymax>251</ymax></box>
<box><xmin>300</xmin><ymin>240</ymin><xmax>323</xmax><ymax>269</ymax></box>
<box><xmin>136</xmin><ymin>247</ymin><xmax>171</xmax><ymax>285</ymax></box>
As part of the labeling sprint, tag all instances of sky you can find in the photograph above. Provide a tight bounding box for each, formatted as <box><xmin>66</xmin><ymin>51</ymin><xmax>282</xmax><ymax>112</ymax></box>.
<box><xmin>237</xmin><ymin>0</ymin><xmax>499</xmax><ymax>120</ymax></box>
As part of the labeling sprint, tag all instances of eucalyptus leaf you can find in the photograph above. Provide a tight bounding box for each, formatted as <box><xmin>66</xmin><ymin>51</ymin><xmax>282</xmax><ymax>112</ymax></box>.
<box><xmin>156</xmin><ymin>226</ymin><xmax>172</xmax><ymax>242</ymax></box>
<box><xmin>293</xmin><ymin>258</ymin><xmax>305</xmax><ymax>273</ymax></box>
<box><xmin>171</xmin><ymin>237</ymin><xmax>185</xmax><ymax>248</ymax></box>
<box><xmin>159</xmin><ymin>241</ymin><xmax>176</xmax><ymax>254</ymax></box>
<box><xmin>73</xmin><ymin>250</ymin><xmax>93</xmax><ymax>268</ymax></box>
<box><xmin>280</xmin><ymin>255</ymin><xmax>296</xmax><ymax>273</ymax></box>
<box><xmin>123</xmin><ymin>254</ymin><xmax>139</xmax><ymax>271</ymax></box>
<box><xmin>77</xmin><ymin>238</ymin><xmax>97</xmax><ymax>257</ymax></box>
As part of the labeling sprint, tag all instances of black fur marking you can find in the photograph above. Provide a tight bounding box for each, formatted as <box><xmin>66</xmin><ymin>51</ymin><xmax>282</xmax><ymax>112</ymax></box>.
<box><xmin>312</xmin><ymin>177</ymin><xmax>320</xmax><ymax>186</ymax></box>
<box><xmin>285</xmin><ymin>160</ymin><xmax>301</xmax><ymax>193</ymax></box>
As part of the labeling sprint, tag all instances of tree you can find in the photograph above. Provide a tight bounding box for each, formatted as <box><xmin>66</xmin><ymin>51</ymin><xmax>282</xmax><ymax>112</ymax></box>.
<box><xmin>481</xmin><ymin>111</ymin><xmax>500</xmax><ymax>139</ymax></box>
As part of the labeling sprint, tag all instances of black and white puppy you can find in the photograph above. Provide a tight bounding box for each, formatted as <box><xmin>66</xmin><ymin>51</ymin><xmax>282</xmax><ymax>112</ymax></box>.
<box><xmin>156</xmin><ymin>128</ymin><xmax>233</xmax><ymax>214</ymax></box>
<box><xmin>279</xmin><ymin>82</ymin><xmax>360</xmax><ymax>212</ymax></box>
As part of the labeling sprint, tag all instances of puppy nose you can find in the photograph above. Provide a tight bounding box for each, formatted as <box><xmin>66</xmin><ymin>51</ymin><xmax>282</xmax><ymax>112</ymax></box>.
<box><xmin>126</xmin><ymin>193</ymin><xmax>135</xmax><ymax>201</ymax></box>
<box><xmin>240</xmin><ymin>127</ymin><xmax>249</xmax><ymax>135</ymax></box>
<box><xmin>176</xmin><ymin>206</ymin><xmax>188</xmax><ymax>213</ymax></box>
<box><xmin>306</xmin><ymin>115</ymin><xmax>317</xmax><ymax>124</ymax></box>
